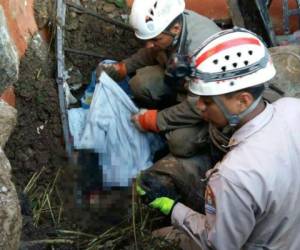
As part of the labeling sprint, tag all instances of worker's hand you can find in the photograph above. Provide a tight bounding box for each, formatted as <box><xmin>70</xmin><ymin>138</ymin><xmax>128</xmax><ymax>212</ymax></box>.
<box><xmin>96</xmin><ymin>63</ymin><xmax>119</xmax><ymax>81</ymax></box>
<box><xmin>131</xmin><ymin>109</ymin><xmax>148</xmax><ymax>132</ymax></box>
<box><xmin>95</xmin><ymin>62</ymin><xmax>127</xmax><ymax>82</ymax></box>
<box><xmin>149</xmin><ymin>197</ymin><xmax>176</xmax><ymax>215</ymax></box>
<box><xmin>131</xmin><ymin>109</ymin><xmax>160</xmax><ymax>133</ymax></box>
<box><xmin>136</xmin><ymin>172</ymin><xmax>178</xmax><ymax>216</ymax></box>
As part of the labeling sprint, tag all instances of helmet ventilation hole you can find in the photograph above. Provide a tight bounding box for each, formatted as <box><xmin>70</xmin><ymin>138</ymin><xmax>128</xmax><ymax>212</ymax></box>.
<box><xmin>225</xmin><ymin>55</ymin><xmax>230</xmax><ymax>60</ymax></box>
<box><xmin>145</xmin><ymin>16</ymin><xmax>153</xmax><ymax>22</ymax></box>
<box><xmin>221</xmin><ymin>66</ymin><xmax>226</xmax><ymax>72</ymax></box>
<box><xmin>244</xmin><ymin>61</ymin><xmax>249</xmax><ymax>66</ymax></box>
<box><xmin>230</xmin><ymin>81</ymin><xmax>235</xmax><ymax>86</ymax></box>
<box><xmin>150</xmin><ymin>9</ymin><xmax>154</xmax><ymax>15</ymax></box>
<box><xmin>154</xmin><ymin>1</ymin><xmax>158</xmax><ymax>8</ymax></box>
<box><xmin>248</xmin><ymin>50</ymin><xmax>253</xmax><ymax>55</ymax></box>
<box><xmin>237</xmin><ymin>52</ymin><xmax>242</xmax><ymax>57</ymax></box>
<box><xmin>213</xmin><ymin>59</ymin><xmax>218</xmax><ymax>64</ymax></box>
<box><xmin>232</xmin><ymin>63</ymin><xmax>237</xmax><ymax>68</ymax></box>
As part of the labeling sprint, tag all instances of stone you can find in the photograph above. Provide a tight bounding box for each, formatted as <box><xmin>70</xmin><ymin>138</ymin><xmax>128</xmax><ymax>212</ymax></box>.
<box><xmin>269</xmin><ymin>45</ymin><xmax>300</xmax><ymax>98</ymax></box>
<box><xmin>0</xmin><ymin>186</ymin><xmax>8</xmax><ymax>193</ymax></box>
<box><xmin>0</xmin><ymin>6</ymin><xmax>19</xmax><ymax>93</ymax></box>
<box><xmin>34</xmin><ymin>0</ymin><xmax>51</xmax><ymax>29</ymax></box>
<box><xmin>0</xmin><ymin>148</ymin><xmax>22</xmax><ymax>250</ymax></box>
<box><xmin>96</xmin><ymin>2</ymin><xmax>105</xmax><ymax>12</ymax></box>
<box><xmin>102</xmin><ymin>25</ymin><xmax>115</xmax><ymax>34</ymax></box>
<box><xmin>29</xmin><ymin>33</ymin><xmax>48</xmax><ymax>63</ymax></box>
<box><xmin>0</xmin><ymin>100</ymin><xmax>17</xmax><ymax>148</ymax></box>
<box><xmin>103</xmin><ymin>3</ymin><xmax>116</xmax><ymax>13</ymax></box>
<box><xmin>121</xmin><ymin>14</ymin><xmax>129</xmax><ymax>22</ymax></box>
<box><xmin>66</xmin><ymin>16</ymin><xmax>79</xmax><ymax>31</ymax></box>
<box><xmin>70</xmin><ymin>11</ymin><xmax>77</xmax><ymax>18</ymax></box>
<box><xmin>70</xmin><ymin>0</ymin><xmax>82</xmax><ymax>5</ymax></box>
<box><xmin>79</xmin><ymin>15</ymin><xmax>86</xmax><ymax>23</ymax></box>
<box><xmin>66</xmin><ymin>67</ymin><xmax>83</xmax><ymax>90</ymax></box>
<box><xmin>108</xmin><ymin>13</ymin><xmax>117</xmax><ymax>19</ymax></box>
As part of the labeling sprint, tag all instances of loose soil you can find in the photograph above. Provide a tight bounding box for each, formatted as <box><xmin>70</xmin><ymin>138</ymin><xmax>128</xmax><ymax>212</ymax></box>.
<box><xmin>3</xmin><ymin>0</ymin><xmax>237</xmax><ymax>248</ymax></box>
<box><xmin>4</xmin><ymin>0</ymin><xmax>143</xmax><ymax>249</ymax></box>
<box><xmin>5</xmin><ymin>1</ymin><xmax>298</xmax><ymax>249</ymax></box>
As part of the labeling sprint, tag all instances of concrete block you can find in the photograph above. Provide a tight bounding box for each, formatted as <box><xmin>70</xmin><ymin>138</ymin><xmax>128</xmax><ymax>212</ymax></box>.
<box><xmin>0</xmin><ymin>6</ymin><xmax>19</xmax><ymax>93</ymax></box>
<box><xmin>0</xmin><ymin>100</ymin><xmax>17</xmax><ymax>148</ymax></box>
<box><xmin>0</xmin><ymin>147</ymin><xmax>21</xmax><ymax>250</ymax></box>
<box><xmin>270</xmin><ymin>45</ymin><xmax>300</xmax><ymax>98</ymax></box>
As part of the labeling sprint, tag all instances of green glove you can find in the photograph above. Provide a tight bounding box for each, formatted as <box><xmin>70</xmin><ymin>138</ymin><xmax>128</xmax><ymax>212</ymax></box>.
<box><xmin>136</xmin><ymin>183</ymin><xmax>146</xmax><ymax>196</ymax></box>
<box><xmin>136</xmin><ymin>173</ymin><xmax>178</xmax><ymax>215</ymax></box>
<box><xmin>149</xmin><ymin>197</ymin><xmax>175</xmax><ymax>215</ymax></box>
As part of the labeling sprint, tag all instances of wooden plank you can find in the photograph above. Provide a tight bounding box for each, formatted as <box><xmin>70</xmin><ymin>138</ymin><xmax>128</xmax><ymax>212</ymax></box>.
<box><xmin>56</xmin><ymin>0</ymin><xmax>73</xmax><ymax>159</ymax></box>
<box><xmin>226</xmin><ymin>0</ymin><xmax>245</xmax><ymax>27</ymax></box>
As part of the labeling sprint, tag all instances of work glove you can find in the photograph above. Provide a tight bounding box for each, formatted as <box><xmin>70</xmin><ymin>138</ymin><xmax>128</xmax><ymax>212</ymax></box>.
<box><xmin>96</xmin><ymin>62</ymin><xmax>127</xmax><ymax>82</ymax></box>
<box><xmin>136</xmin><ymin>172</ymin><xmax>179</xmax><ymax>215</ymax></box>
<box><xmin>131</xmin><ymin>109</ymin><xmax>160</xmax><ymax>133</ymax></box>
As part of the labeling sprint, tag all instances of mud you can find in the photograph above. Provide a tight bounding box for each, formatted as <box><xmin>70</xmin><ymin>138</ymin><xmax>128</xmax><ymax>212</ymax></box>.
<box><xmin>4</xmin><ymin>0</ymin><xmax>141</xmax><ymax>249</ymax></box>
<box><xmin>4</xmin><ymin>24</ymin><xmax>69</xmax><ymax>249</ymax></box>
<box><xmin>11</xmin><ymin>1</ymin><xmax>299</xmax><ymax>249</ymax></box>
<box><xmin>64</xmin><ymin>0</ymin><xmax>140</xmax><ymax>85</ymax></box>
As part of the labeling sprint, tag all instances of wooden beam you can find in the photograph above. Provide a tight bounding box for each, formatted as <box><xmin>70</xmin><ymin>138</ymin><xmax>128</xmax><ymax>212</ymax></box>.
<box><xmin>226</xmin><ymin>0</ymin><xmax>245</xmax><ymax>27</ymax></box>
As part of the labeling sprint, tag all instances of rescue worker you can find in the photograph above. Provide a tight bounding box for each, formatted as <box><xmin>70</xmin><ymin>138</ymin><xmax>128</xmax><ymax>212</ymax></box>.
<box><xmin>137</xmin><ymin>28</ymin><xmax>300</xmax><ymax>249</ymax></box>
<box><xmin>97</xmin><ymin>0</ymin><xmax>221</xmax><ymax>157</ymax></box>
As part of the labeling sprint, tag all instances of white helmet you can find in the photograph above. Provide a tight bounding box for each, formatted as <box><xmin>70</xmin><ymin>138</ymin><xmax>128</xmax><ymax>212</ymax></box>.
<box><xmin>129</xmin><ymin>0</ymin><xmax>185</xmax><ymax>40</ymax></box>
<box><xmin>189</xmin><ymin>28</ymin><xmax>276</xmax><ymax>96</ymax></box>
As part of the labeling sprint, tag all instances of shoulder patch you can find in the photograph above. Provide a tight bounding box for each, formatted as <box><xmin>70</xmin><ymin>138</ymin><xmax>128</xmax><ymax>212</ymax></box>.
<box><xmin>205</xmin><ymin>185</ymin><xmax>216</xmax><ymax>214</ymax></box>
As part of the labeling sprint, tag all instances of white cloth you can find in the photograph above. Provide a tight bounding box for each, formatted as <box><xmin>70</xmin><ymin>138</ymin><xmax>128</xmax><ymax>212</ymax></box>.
<box><xmin>171</xmin><ymin>98</ymin><xmax>300</xmax><ymax>249</ymax></box>
<box><xmin>68</xmin><ymin>72</ymin><xmax>161</xmax><ymax>187</ymax></box>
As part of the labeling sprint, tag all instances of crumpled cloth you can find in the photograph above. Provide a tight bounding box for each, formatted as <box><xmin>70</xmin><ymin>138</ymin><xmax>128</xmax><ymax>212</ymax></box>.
<box><xmin>81</xmin><ymin>59</ymin><xmax>132</xmax><ymax>109</ymax></box>
<box><xmin>68</xmin><ymin>72</ymin><xmax>163</xmax><ymax>187</ymax></box>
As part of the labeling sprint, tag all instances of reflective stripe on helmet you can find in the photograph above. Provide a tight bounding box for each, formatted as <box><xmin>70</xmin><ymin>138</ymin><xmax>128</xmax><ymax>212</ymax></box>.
<box><xmin>195</xmin><ymin>38</ymin><xmax>261</xmax><ymax>67</ymax></box>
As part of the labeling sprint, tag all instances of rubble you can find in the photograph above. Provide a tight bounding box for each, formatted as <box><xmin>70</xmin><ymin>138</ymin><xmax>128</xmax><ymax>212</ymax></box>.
<box><xmin>0</xmin><ymin>100</ymin><xmax>17</xmax><ymax>148</ymax></box>
<box><xmin>270</xmin><ymin>45</ymin><xmax>300</xmax><ymax>98</ymax></box>
<box><xmin>0</xmin><ymin>100</ymin><xmax>21</xmax><ymax>250</ymax></box>
<box><xmin>0</xmin><ymin>6</ymin><xmax>19</xmax><ymax>93</ymax></box>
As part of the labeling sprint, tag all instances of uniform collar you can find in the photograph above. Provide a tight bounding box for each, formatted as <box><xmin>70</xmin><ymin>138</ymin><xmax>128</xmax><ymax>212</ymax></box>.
<box><xmin>228</xmin><ymin>102</ymin><xmax>274</xmax><ymax>147</ymax></box>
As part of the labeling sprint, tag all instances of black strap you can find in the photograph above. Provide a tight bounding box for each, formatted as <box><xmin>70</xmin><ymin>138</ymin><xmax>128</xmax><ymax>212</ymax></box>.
<box><xmin>177</xmin><ymin>13</ymin><xmax>188</xmax><ymax>55</ymax></box>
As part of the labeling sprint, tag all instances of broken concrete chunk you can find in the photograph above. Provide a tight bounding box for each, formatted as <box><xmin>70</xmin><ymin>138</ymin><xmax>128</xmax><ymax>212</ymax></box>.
<box><xmin>29</xmin><ymin>33</ymin><xmax>49</xmax><ymax>63</ymax></box>
<box><xmin>0</xmin><ymin>148</ymin><xmax>21</xmax><ymax>250</ymax></box>
<box><xmin>103</xmin><ymin>3</ymin><xmax>117</xmax><ymax>13</ymax></box>
<box><xmin>66</xmin><ymin>16</ymin><xmax>79</xmax><ymax>31</ymax></box>
<box><xmin>0</xmin><ymin>6</ymin><xmax>19</xmax><ymax>93</ymax></box>
<box><xmin>0</xmin><ymin>100</ymin><xmax>17</xmax><ymax>148</ymax></box>
<box><xmin>34</xmin><ymin>0</ymin><xmax>53</xmax><ymax>29</ymax></box>
<box><xmin>270</xmin><ymin>45</ymin><xmax>300</xmax><ymax>98</ymax></box>
<box><xmin>0</xmin><ymin>186</ymin><xmax>8</xmax><ymax>193</ymax></box>
<box><xmin>66</xmin><ymin>67</ymin><xmax>83</xmax><ymax>90</ymax></box>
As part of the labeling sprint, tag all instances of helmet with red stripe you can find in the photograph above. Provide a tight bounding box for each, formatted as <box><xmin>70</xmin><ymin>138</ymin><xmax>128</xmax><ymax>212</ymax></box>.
<box><xmin>189</xmin><ymin>28</ymin><xmax>276</xmax><ymax>96</ymax></box>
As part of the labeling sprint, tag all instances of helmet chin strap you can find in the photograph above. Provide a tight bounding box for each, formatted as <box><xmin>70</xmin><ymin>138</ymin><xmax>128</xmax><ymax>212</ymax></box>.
<box><xmin>171</xmin><ymin>33</ymin><xmax>180</xmax><ymax>48</ymax></box>
<box><xmin>163</xmin><ymin>31</ymin><xmax>180</xmax><ymax>50</ymax></box>
<box><xmin>163</xmin><ymin>14</ymin><xmax>186</xmax><ymax>50</ymax></box>
<box><xmin>212</xmin><ymin>95</ymin><xmax>263</xmax><ymax>127</ymax></box>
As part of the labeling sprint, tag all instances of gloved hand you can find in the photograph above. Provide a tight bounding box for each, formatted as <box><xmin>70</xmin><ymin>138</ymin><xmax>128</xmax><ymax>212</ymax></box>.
<box><xmin>96</xmin><ymin>62</ymin><xmax>127</xmax><ymax>82</ymax></box>
<box><xmin>149</xmin><ymin>197</ymin><xmax>176</xmax><ymax>216</ymax></box>
<box><xmin>136</xmin><ymin>172</ymin><xmax>179</xmax><ymax>215</ymax></box>
<box><xmin>131</xmin><ymin>109</ymin><xmax>160</xmax><ymax>133</ymax></box>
